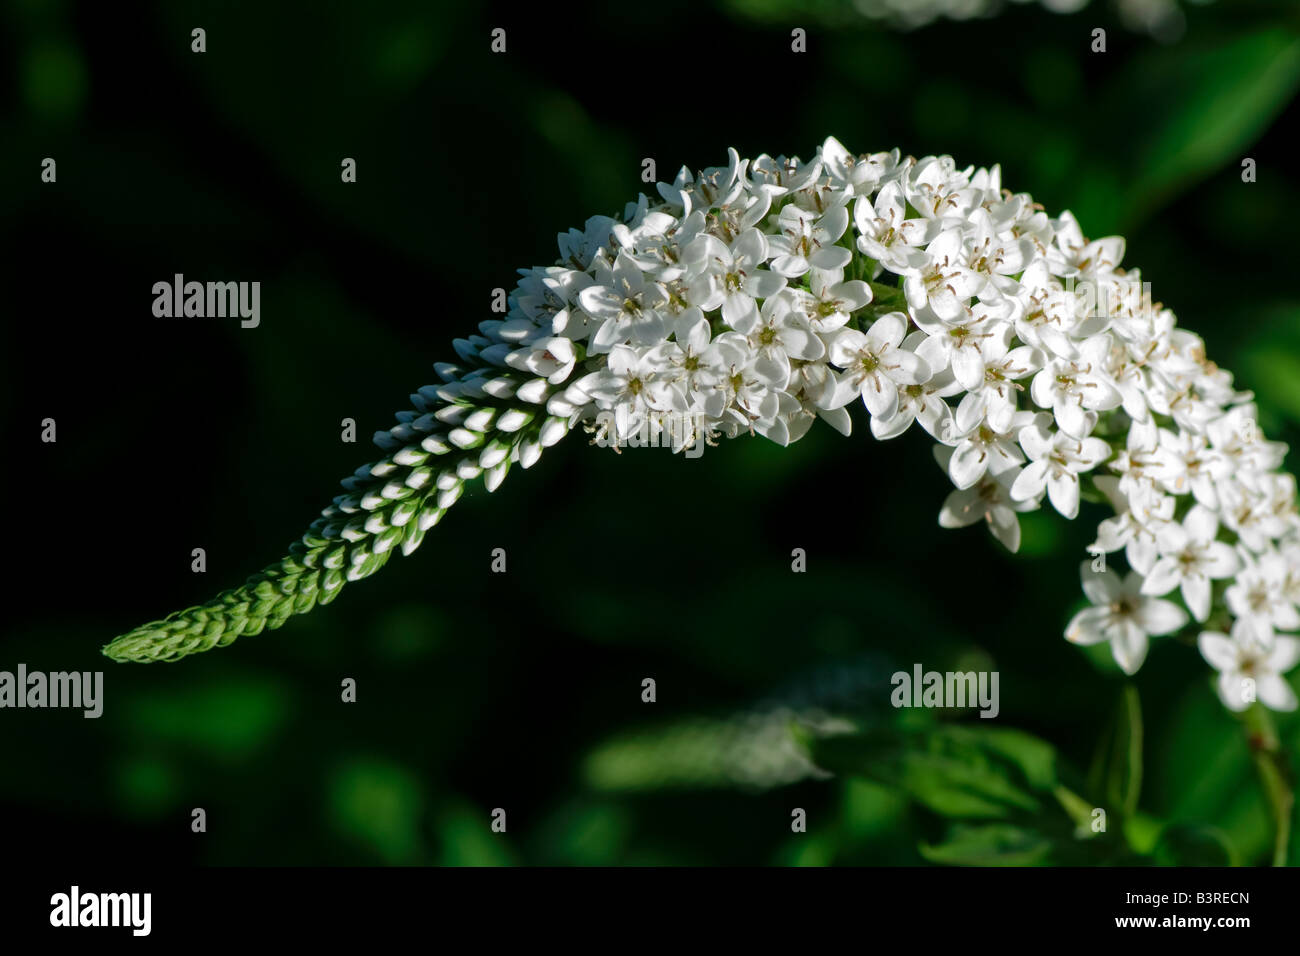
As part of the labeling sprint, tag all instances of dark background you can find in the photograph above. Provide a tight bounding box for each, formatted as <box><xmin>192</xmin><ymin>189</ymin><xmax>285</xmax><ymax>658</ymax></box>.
<box><xmin>3</xmin><ymin>0</ymin><xmax>1300</xmax><ymax>865</ymax></box>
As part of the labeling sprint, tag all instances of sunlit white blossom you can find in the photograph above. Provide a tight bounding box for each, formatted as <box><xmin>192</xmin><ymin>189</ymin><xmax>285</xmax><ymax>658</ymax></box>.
<box><xmin>1066</xmin><ymin>563</ymin><xmax>1188</xmax><ymax>675</ymax></box>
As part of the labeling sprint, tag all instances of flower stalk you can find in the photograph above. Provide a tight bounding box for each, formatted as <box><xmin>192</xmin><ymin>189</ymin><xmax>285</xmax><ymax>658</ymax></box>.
<box><xmin>1242</xmin><ymin>703</ymin><xmax>1294</xmax><ymax>866</ymax></box>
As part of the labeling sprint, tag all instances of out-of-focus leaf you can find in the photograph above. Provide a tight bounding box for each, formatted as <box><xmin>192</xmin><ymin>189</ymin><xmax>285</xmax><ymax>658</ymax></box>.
<box><xmin>1123</xmin><ymin>29</ymin><xmax>1300</xmax><ymax>225</ymax></box>
<box><xmin>21</xmin><ymin>36</ymin><xmax>86</xmax><ymax>120</ymax></box>
<box><xmin>1152</xmin><ymin>822</ymin><xmax>1238</xmax><ymax>866</ymax></box>
<box><xmin>436</xmin><ymin>804</ymin><xmax>514</xmax><ymax>867</ymax></box>
<box><xmin>969</xmin><ymin>727</ymin><xmax>1058</xmax><ymax>791</ymax></box>
<box><xmin>920</xmin><ymin>823</ymin><xmax>1053</xmax><ymax>866</ymax></box>
<box><xmin>808</xmin><ymin>724</ymin><xmax>1055</xmax><ymax>819</ymax></box>
<box><xmin>328</xmin><ymin>759</ymin><xmax>426</xmax><ymax>865</ymax></box>
<box><xmin>123</xmin><ymin>677</ymin><xmax>290</xmax><ymax>761</ymax></box>
<box><xmin>842</xmin><ymin>777</ymin><xmax>909</xmax><ymax>840</ymax></box>
<box><xmin>532</xmin><ymin>803</ymin><xmax>630</xmax><ymax>866</ymax></box>
<box><xmin>806</xmin><ymin>727</ymin><xmax>905</xmax><ymax>776</ymax></box>
<box><xmin>114</xmin><ymin>757</ymin><xmax>180</xmax><ymax>819</ymax></box>
<box><xmin>900</xmin><ymin>753</ymin><xmax>1039</xmax><ymax>818</ymax></box>
<box><xmin>1122</xmin><ymin>812</ymin><xmax>1166</xmax><ymax>856</ymax></box>
<box><xmin>584</xmin><ymin>711</ymin><xmax>827</xmax><ymax>792</ymax></box>
<box><xmin>778</xmin><ymin>828</ymin><xmax>841</xmax><ymax>867</ymax></box>
<box><xmin>1154</xmin><ymin>679</ymin><xmax>1277</xmax><ymax>862</ymax></box>
<box><xmin>1234</xmin><ymin>303</ymin><xmax>1300</xmax><ymax>429</ymax></box>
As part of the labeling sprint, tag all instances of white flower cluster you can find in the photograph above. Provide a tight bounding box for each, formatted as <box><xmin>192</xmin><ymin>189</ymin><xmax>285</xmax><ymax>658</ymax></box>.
<box><xmin>470</xmin><ymin>137</ymin><xmax>1298</xmax><ymax>713</ymax></box>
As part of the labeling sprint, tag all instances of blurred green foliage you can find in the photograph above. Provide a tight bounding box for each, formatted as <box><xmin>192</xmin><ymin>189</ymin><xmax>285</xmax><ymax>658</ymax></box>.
<box><xmin>2</xmin><ymin>0</ymin><xmax>1299</xmax><ymax>866</ymax></box>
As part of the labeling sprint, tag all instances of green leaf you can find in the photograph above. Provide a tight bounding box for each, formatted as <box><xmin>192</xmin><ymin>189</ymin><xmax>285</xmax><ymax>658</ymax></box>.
<box><xmin>920</xmin><ymin>824</ymin><xmax>1053</xmax><ymax>866</ymax></box>
<box><xmin>1123</xmin><ymin>29</ymin><xmax>1300</xmax><ymax>225</ymax></box>
<box><xmin>808</xmin><ymin>725</ymin><xmax>1048</xmax><ymax>819</ymax></box>
<box><xmin>1234</xmin><ymin>303</ymin><xmax>1300</xmax><ymax>428</ymax></box>
<box><xmin>966</xmin><ymin>727</ymin><xmax>1058</xmax><ymax>791</ymax></box>
<box><xmin>328</xmin><ymin>759</ymin><xmax>427</xmax><ymax>865</ymax></box>
<box><xmin>898</xmin><ymin>752</ymin><xmax>1040</xmax><ymax>818</ymax></box>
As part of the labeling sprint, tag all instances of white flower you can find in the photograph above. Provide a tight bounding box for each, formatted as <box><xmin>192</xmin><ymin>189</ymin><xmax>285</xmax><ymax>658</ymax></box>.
<box><xmin>1108</xmin><ymin>422</ymin><xmax>1181</xmax><ymax>503</ymax></box>
<box><xmin>1199</xmin><ymin>620</ymin><xmax>1300</xmax><ymax>712</ymax></box>
<box><xmin>1046</xmin><ymin>211</ymin><xmax>1125</xmax><ymax>279</ymax></box>
<box><xmin>1009</xmin><ymin>258</ymin><xmax>1086</xmax><ymax>360</ymax></box>
<box><xmin>852</xmin><ymin>180</ymin><xmax>936</xmax><ymax>272</ymax></box>
<box><xmin>767</xmin><ymin>203</ymin><xmax>851</xmax><ymax>278</ymax></box>
<box><xmin>682</xmin><ymin>229</ymin><xmax>787</xmax><ymax>332</ymax></box>
<box><xmin>745</xmin><ymin>293</ymin><xmax>825</xmax><ymax>390</ymax></box>
<box><xmin>818</xmin><ymin>136</ymin><xmax>888</xmax><ymax>195</ymax></box>
<box><xmin>663</xmin><ymin>316</ymin><xmax>747</xmax><ymax>418</ymax></box>
<box><xmin>800</xmin><ymin>271</ymin><xmax>873</xmax><ymax>334</ymax></box>
<box><xmin>719</xmin><ymin>354</ymin><xmax>783</xmax><ymax>430</ymax></box>
<box><xmin>951</xmin><ymin>341</ymin><xmax>1039</xmax><ymax>435</ymax></box>
<box><xmin>557</xmin><ymin>214</ymin><xmax>616</xmax><ymax>271</ymax></box>
<box><xmin>912</xmin><ymin>300</ymin><xmax>1015</xmax><ymax>392</ymax></box>
<box><xmin>906</xmin><ymin>156</ymin><xmax>981</xmax><ymax>223</ymax></box>
<box><xmin>901</xmin><ymin>227</ymin><xmax>980</xmax><ymax>320</ymax></box>
<box><xmin>942</xmin><ymin>411</ymin><xmax>1033</xmax><ymax>489</ymax></box>
<box><xmin>1066</xmin><ymin>563</ymin><xmax>1189</xmax><ymax>675</ymax></box>
<box><xmin>1028</xmin><ymin>334</ymin><xmax>1121</xmax><ymax>438</ymax></box>
<box><xmin>1207</xmin><ymin>405</ymin><xmax>1286</xmax><ymax>476</ymax></box>
<box><xmin>1141</xmin><ymin>505</ymin><xmax>1241</xmax><ymax>621</ymax></box>
<box><xmin>1091</xmin><ymin>476</ymin><xmax>1174</xmax><ymax>576</ymax></box>
<box><xmin>960</xmin><ymin>208</ymin><xmax>1031</xmax><ymax>292</ymax></box>
<box><xmin>1157</xmin><ymin>427</ymin><xmax>1230</xmax><ymax>508</ymax></box>
<box><xmin>826</xmin><ymin>313</ymin><xmax>930</xmax><ymax>418</ymax></box>
<box><xmin>841</xmin><ymin>0</ymin><xmax>1170</xmax><ymax>37</ymax></box>
<box><xmin>512</xmin><ymin>266</ymin><xmax>593</xmax><ymax>337</ymax></box>
<box><xmin>872</xmin><ymin>375</ymin><xmax>955</xmax><ymax>441</ymax></box>
<box><xmin>505</xmin><ymin>336</ymin><xmax>577</xmax><ymax>385</ymax></box>
<box><xmin>1010</xmin><ymin>418</ymin><xmax>1110</xmax><ymax>520</ymax></box>
<box><xmin>1219</xmin><ymin>474</ymin><xmax>1296</xmax><ymax>554</ymax></box>
<box><xmin>618</xmin><ymin>209</ymin><xmax>704</xmax><ymax>282</ymax></box>
<box><xmin>573</xmin><ymin>344</ymin><xmax>675</xmax><ymax>429</ymax></box>
<box><xmin>1224</xmin><ymin>551</ymin><xmax>1300</xmax><ymax>646</ymax></box>
<box><xmin>938</xmin><ymin>464</ymin><xmax>1037</xmax><ymax>552</ymax></box>
<box><xmin>552</xmin><ymin>141</ymin><xmax>1300</xmax><ymax>719</ymax></box>
<box><xmin>581</xmin><ymin>252</ymin><xmax>670</xmax><ymax>354</ymax></box>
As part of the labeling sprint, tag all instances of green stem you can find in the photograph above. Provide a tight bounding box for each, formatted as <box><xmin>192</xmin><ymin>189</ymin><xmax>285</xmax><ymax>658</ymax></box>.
<box><xmin>1242</xmin><ymin>704</ymin><xmax>1293</xmax><ymax>866</ymax></box>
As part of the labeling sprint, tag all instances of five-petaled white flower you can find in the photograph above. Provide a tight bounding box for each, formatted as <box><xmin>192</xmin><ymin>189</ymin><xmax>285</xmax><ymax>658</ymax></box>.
<box><xmin>767</xmin><ymin>204</ymin><xmax>852</xmax><ymax>279</ymax></box>
<box><xmin>1141</xmin><ymin>505</ymin><xmax>1241</xmax><ymax>622</ymax></box>
<box><xmin>1010</xmin><ymin>418</ymin><xmax>1111</xmax><ymax>520</ymax></box>
<box><xmin>1224</xmin><ymin>550</ymin><xmax>1300</xmax><ymax>646</ymax></box>
<box><xmin>1198</xmin><ymin>620</ymin><xmax>1299</xmax><ymax>712</ymax></box>
<box><xmin>826</xmin><ymin>312</ymin><xmax>931</xmax><ymax>419</ymax></box>
<box><xmin>937</xmin><ymin>463</ymin><xmax>1038</xmax><ymax>552</ymax></box>
<box><xmin>581</xmin><ymin>252</ymin><xmax>671</xmax><ymax>353</ymax></box>
<box><xmin>683</xmin><ymin>229</ymin><xmax>787</xmax><ymax>333</ymax></box>
<box><xmin>1066</xmin><ymin>563</ymin><xmax>1188</xmax><ymax>675</ymax></box>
